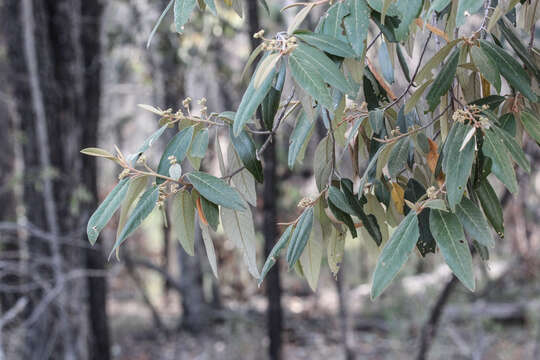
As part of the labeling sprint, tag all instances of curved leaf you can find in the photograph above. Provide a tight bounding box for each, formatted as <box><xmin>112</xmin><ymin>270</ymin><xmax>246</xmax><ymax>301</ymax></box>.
<box><xmin>455</xmin><ymin>197</ymin><xmax>494</xmax><ymax>248</ymax></box>
<box><xmin>259</xmin><ymin>225</ymin><xmax>294</xmax><ymax>286</ymax></box>
<box><xmin>172</xmin><ymin>190</ymin><xmax>196</xmax><ymax>256</ymax></box>
<box><xmin>174</xmin><ymin>0</ymin><xmax>197</xmax><ymax>33</ymax></box>
<box><xmin>187</xmin><ymin>171</ymin><xmax>246</xmax><ymax>210</ymax></box>
<box><xmin>156</xmin><ymin>126</ymin><xmax>194</xmax><ymax>184</ymax></box>
<box><xmin>286</xmin><ymin>207</ymin><xmax>314</xmax><ymax>267</ymax></box>
<box><xmin>229</xmin><ymin>127</ymin><xmax>264</xmax><ymax>183</ymax></box>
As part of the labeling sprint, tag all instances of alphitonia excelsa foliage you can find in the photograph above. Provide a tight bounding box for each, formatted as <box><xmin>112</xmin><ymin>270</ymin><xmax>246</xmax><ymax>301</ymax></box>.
<box><xmin>83</xmin><ymin>0</ymin><xmax>539</xmax><ymax>298</ymax></box>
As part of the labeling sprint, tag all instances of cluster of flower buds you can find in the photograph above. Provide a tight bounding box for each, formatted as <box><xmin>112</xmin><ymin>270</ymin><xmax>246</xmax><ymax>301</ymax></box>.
<box><xmin>198</xmin><ymin>98</ymin><xmax>208</xmax><ymax>116</ymax></box>
<box><xmin>137</xmin><ymin>154</ymin><xmax>147</xmax><ymax>165</ymax></box>
<box><xmin>427</xmin><ymin>186</ymin><xmax>438</xmax><ymax>200</ymax></box>
<box><xmin>183</xmin><ymin>97</ymin><xmax>192</xmax><ymax>109</ymax></box>
<box><xmin>256</xmin><ymin>30</ymin><xmax>297</xmax><ymax>55</ymax></box>
<box><xmin>452</xmin><ymin>104</ymin><xmax>491</xmax><ymax>129</ymax></box>
<box><xmin>156</xmin><ymin>184</ymin><xmax>168</xmax><ymax>208</ymax></box>
<box><xmin>298</xmin><ymin>197</ymin><xmax>313</xmax><ymax>208</ymax></box>
<box><xmin>168</xmin><ymin>155</ymin><xmax>177</xmax><ymax>165</ymax></box>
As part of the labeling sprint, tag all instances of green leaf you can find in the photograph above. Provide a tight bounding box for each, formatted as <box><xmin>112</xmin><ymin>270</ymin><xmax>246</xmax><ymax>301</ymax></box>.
<box><xmin>295</xmin><ymin>31</ymin><xmax>356</xmax><ymax>58</ymax></box>
<box><xmin>110</xmin><ymin>186</ymin><xmax>159</xmax><ymax>259</ymax></box>
<box><xmin>80</xmin><ymin>147</ymin><xmax>116</xmax><ymax>160</ymax></box>
<box><xmin>200</xmin><ymin>195</ymin><xmax>219</xmax><ymax>231</ymax></box>
<box><xmin>371</xmin><ymin>212</ymin><xmax>420</xmax><ymax>299</ymax></box>
<box><xmin>147</xmin><ymin>0</ymin><xmax>174</xmax><ymax>48</ymax></box>
<box><xmin>261</xmin><ymin>63</ymin><xmax>286</xmax><ymax>130</ymax></box>
<box><xmin>344</xmin><ymin>0</ymin><xmax>370</xmax><ymax>56</ymax></box>
<box><xmin>358</xmin><ymin>146</ymin><xmax>385</xmax><ymax>195</ymax></box>
<box><xmin>258</xmin><ymin>0</ymin><xmax>270</xmax><ymax>14</ymax></box>
<box><xmin>288</xmin><ymin>3</ymin><xmax>314</xmax><ymax>35</ymax></box>
<box><xmin>521</xmin><ymin>109</ymin><xmax>540</xmax><ymax>144</ymax></box>
<box><xmin>474</xmin><ymin>179</ymin><xmax>504</xmax><ymax>236</ymax></box>
<box><xmin>328</xmin><ymin>186</ymin><xmax>357</xmax><ymax>216</ymax></box>
<box><xmin>328</xmin><ymin>200</ymin><xmax>357</xmax><ymax>238</ymax></box>
<box><xmin>455</xmin><ymin>197</ymin><xmax>495</xmax><ymax>248</ymax></box>
<box><xmin>87</xmin><ymin>178</ymin><xmax>130</xmax><ymax>245</ymax></box>
<box><xmin>292</xmin><ymin>42</ymin><xmax>354</xmax><ymax>97</ymax></box>
<box><xmin>132</xmin><ymin>125</ymin><xmax>169</xmax><ymax>165</ymax></box>
<box><xmin>174</xmin><ymin>0</ymin><xmax>197</xmax><ymax>33</ymax></box>
<box><xmin>491</xmin><ymin>125</ymin><xmax>531</xmax><ymax>173</ymax></box>
<box><xmin>405</xmin><ymin>79</ymin><xmax>433</xmax><ymax>114</ymax></box>
<box><xmin>426</xmin><ymin>48</ymin><xmax>460</xmax><ymax>111</ymax></box>
<box><xmin>172</xmin><ymin>190</ymin><xmax>195</xmax><ymax>256</ymax></box>
<box><xmin>327</xmin><ymin>228</ymin><xmax>346</xmax><ymax>276</ymax></box>
<box><xmin>253</xmin><ymin>53</ymin><xmax>281</xmax><ymax>89</ymax></box>
<box><xmin>300</xmin><ymin>220</ymin><xmax>323</xmax><ymax>291</ymax></box>
<box><xmin>286</xmin><ymin>207</ymin><xmax>315</xmax><ymax>267</ymax></box>
<box><xmin>416</xmin><ymin>39</ymin><xmax>461</xmax><ymax>83</ymax></box>
<box><xmin>443</xmin><ymin>122</ymin><xmax>476</xmax><ymax>211</ymax></box>
<box><xmin>200</xmin><ymin>223</ymin><xmax>218</xmax><ymax>278</ymax></box>
<box><xmin>156</xmin><ymin>126</ymin><xmax>194</xmax><ymax>184</ymax></box>
<box><xmin>117</xmin><ymin>176</ymin><xmax>149</xmax><ymax>240</ymax></box>
<box><xmin>187</xmin><ymin>171</ymin><xmax>246</xmax><ymax>210</ymax></box>
<box><xmin>470</xmin><ymin>45</ymin><xmax>501</xmax><ymax>92</ymax></box>
<box><xmin>288</xmin><ymin>112</ymin><xmax>314</xmax><ymax>169</ymax></box>
<box><xmin>221</xmin><ymin>206</ymin><xmax>260</xmax><ymax>278</ymax></box>
<box><xmin>378</xmin><ymin>41</ymin><xmax>394</xmax><ymax>84</ymax></box>
<box><xmin>456</xmin><ymin>0</ymin><xmax>484</xmax><ymax>26</ymax></box>
<box><xmin>321</xmin><ymin>1</ymin><xmax>350</xmax><ymax>42</ymax></box>
<box><xmin>227</xmin><ymin>144</ymin><xmax>257</xmax><ymax>207</ymax></box>
<box><xmin>365</xmin><ymin>0</ymin><xmax>399</xmax><ymax>16</ymax></box>
<box><xmin>430</xmin><ymin>209</ymin><xmax>475</xmax><ymax>291</ymax></box>
<box><xmin>387</xmin><ymin>137</ymin><xmax>410</xmax><ymax>178</ymax></box>
<box><xmin>190</xmin><ymin>128</ymin><xmax>209</xmax><ymax>158</ymax></box>
<box><xmin>479</xmin><ymin>40</ymin><xmax>538</xmax><ymax>103</ymax></box>
<box><xmin>314</xmin><ymin>136</ymin><xmax>333</xmax><ymax>192</ymax></box>
<box><xmin>498</xmin><ymin>19</ymin><xmax>540</xmax><ymax>81</ymax></box>
<box><xmin>229</xmin><ymin>127</ymin><xmax>264</xmax><ymax>183</ymax></box>
<box><xmin>482</xmin><ymin>128</ymin><xmax>518</xmax><ymax>194</ymax></box>
<box><xmin>234</xmin><ymin>55</ymin><xmax>276</xmax><ymax>136</ymax></box>
<box><xmin>394</xmin><ymin>0</ymin><xmax>423</xmax><ymax>41</ymax></box>
<box><xmin>259</xmin><ymin>225</ymin><xmax>293</xmax><ymax>286</ymax></box>
<box><xmin>203</xmin><ymin>0</ymin><xmax>217</xmax><ymax>14</ymax></box>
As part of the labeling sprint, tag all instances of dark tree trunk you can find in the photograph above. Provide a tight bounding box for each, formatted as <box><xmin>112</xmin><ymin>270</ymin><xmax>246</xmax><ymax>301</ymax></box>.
<box><xmin>247</xmin><ymin>4</ymin><xmax>284</xmax><ymax>360</ymax></box>
<box><xmin>2</xmin><ymin>0</ymin><xmax>110</xmax><ymax>358</ymax></box>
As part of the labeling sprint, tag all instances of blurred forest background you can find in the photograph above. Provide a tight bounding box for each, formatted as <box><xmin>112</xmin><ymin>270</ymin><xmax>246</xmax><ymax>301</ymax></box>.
<box><xmin>0</xmin><ymin>0</ymin><xmax>539</xmax><ymax>359</ymax></box>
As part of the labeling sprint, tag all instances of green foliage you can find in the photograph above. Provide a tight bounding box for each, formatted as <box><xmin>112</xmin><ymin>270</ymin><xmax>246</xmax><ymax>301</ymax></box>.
<box><xmin>84</xmin><ymin>0</ymin><xmax>539</xmax><ymax>295</ymax></box>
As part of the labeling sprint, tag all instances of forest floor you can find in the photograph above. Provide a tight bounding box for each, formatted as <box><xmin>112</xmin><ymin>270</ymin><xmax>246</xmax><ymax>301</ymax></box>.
<box><xmin>108</xmin><ymin>258</ymin><xmax>540</xmax><ymax>360</ymax></box>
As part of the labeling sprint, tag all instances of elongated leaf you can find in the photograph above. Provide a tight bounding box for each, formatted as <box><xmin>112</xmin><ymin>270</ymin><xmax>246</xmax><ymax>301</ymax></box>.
<box><xmin>132</xmin><ymin>125</ymin><xmax>169</xmax><ymax>165</ymax></box>
<box><xmin>358</xmin><ymin>146</ymin><xmax>385</xmax><ymax>195</ymax></box>
<box><xmin>221</xmin><ymin>205</ymin><xmax>260</xmax><ymax>278</ymax></box>
<box><xmin>498</xmin><ymin>19</ymin><xmax>540</xmax><ymax>81</ymax></box>
<box><xmin>378</xmin><ymin>41</ymin><xmax>394</xmax><ymax>84</ymax></box>
<box><xmin>416</xmin><ymin>39</ymin><xmax>461</xmax><ymax>83</ymax></box>
<box><xmin>491</xmin><ymin>125</ymin><xmax>530</xmax><ymax>173</ymax></box>
<box><xmin>470</xmin><ymin>45</ymin><xmax>501</xmax><ymax>92</ymax></box>
<box><xmin>200</xmin><ymin>223</ymin><xmax>218</xmax><ymax>278</ymax></box>
<box><xmin>443</xmin><ymin>122</ymin><xmax>475</xmax><ymax>211</ymax></box>
<box><xmin>426</xmin><ymin>48</ymin><xmax>460</xmax><ymax>111</ymax></box>
<box><xmin>288</xmin><ymin>3</ymin><xmax>314</xmax><ymax>35</ymax></box>
<box><xmin>430</xmin><ymin>209</ymin><xmax>475</xmax><ymax>291</ymax></box>
<box><xmin>456</xmin><ymin>197</ymin><xmax>494</xmax><ymax>248</ymax></box>
<box><xmin>479</xmin><ymin>40</ymin><xmax>538</xmax><ymax>103</ymax></box>
<box><xmin>322</xmin><ymin>1</ymin><xmax>350</xmax><ymax>42</ymax></box>
<box><xmin>203</xmin><ymin>0</ymin><xmax>217</xmax><ymax>14</ymax></box>
<box><xmin>117</xmin><ymin>176</ymin><xmax>148</xmax><ymax>240</ymax></box>
<box><xmin>147</xmin><ymin>0</ymin><xmax>174</xmax><ymax>48</ymax></box>
<box><xmin>156</xmin><ymin>126</ymin><xmax>194</xmax><ymax>184</ymax></box>
<box><xmin>200</xmin><ymin>195</ymin><xmax>219</xmax><ymax>231</ymax></box>
<box><xmin>482</xmin><ymin>128</ymin><xmax>518</xmax><ymax>194</ymax></box>
<box><xmin>187</xmin><ymin>171</ymin><xmax>246</xmax><ymax>210</ymax></box>
<box><xmin>286</xmin><ymin>207</ymin><xmax>314</xmax><ymax>267</ymax></box>
<box><xmin>172</xmin><ymin>190</ymin><xmax>196</xmax><ymax>256</ymax></box>
<box><xmin>229</xmin><ymin>127</ymin><xmax>264</xmax><ymax>183</ymax></box>
<box><xmin>328</xmin><ymin>228</ymin><xmax>346</xmax><ymax>276</ymax></box>
<box><xmin>521</xmin><ymin>109</ymin><xmax>540</xmax><ymax>144</ymax></box>
<box><xmin>314</xmin><ymin>136</ymin><xmax>333</xmax><ymax>191</ymax></box>
<box><xmin>328</xmin><ymin>186</ymin><xmax>357</xmax><ymax>216</ymax></box>
<box><xmin>300</xmin><ymin>220</ymin><xmax>323</xmax><ymax>291</ymax></box>
<box><xmin>174</xmin><ymin>0</ymin><xmax>197</xmax><ymax>33</ymax></box>
<box><xmin>328</xmin><ymin>200</ymin><xmax>357</xmax><ymax>238</ymax></box>
<box><xmin>344</xmin><ymin>0</ymin><xmax>370</xmax><ymax>56</ymax></box>
<box><xmin>261</xmin><ymin>62</ymin><xmax>286</xmax><ymax>130</ymax></box>
<box><xmin>259</xmin><ymin>225</ymin><xmax>293</xmax><ymax>286</ymax></box>
<box><xmin>110</xmin><ymin>186</ymin><xmax>159</xmax><ymax>258</ymax></box>
<box><xmin>475</xmin><ymin>179</ymin><xmax>504</xmax><ymax>236</ymax></box>
<box><xmin>293</xmin><ymin>43</ymin><xmax>354</xmax><ymax>94</ymax></box>
<box><xmin>87</xmin><ymin>178</ymin><xmax>130</xmax><ymax>245</ymax></box>
<box><xmin>288</xmin><ymin>112</ymin><xmax>314</xmax><ymax>169</ymax></box>
<box><xmin>227</xmin><ymin>144</ymin><xmax>257</xmax><ymax>207</ymax></box>
<box><xmin>295</xmin><ymin>32</ymin><xmax>356</xmax><ymax>58</ymax></box>
<box><xmin>456</xmin><ymin>0</ymin><xmax>484</xmax><ymax>26</ymax></box>
<box><xmin>190</xmin><ymin>128</ymin><xmax>209</xmax><ymax>158</ymax></box>
<box><xmin>388</xmin><ymin>137</ymin><xmax>410</xmax><ymax>178</ymax></box>
<box><xmin>394</xmin><ymin>0</ymin><xmax>422</xmax><ymax>41</ymax></box>
<box><xmin>253</xmin><ymin>53</ymin><xmax>281</xmax><ymax>89</ymax></box>
<box><xmin>405</xmin><ymin>79</ymin><xmax>433</xmax><ymax>114</ymax></box>
<box><xmin>234</xmin><ymin>55</ymin><xmax>276</xmax><ymax>136</ymax></box>
<box><xmin>371</xmin><ymin>212</ymin><xmax>420</xmax><ymax>299</ymax></box>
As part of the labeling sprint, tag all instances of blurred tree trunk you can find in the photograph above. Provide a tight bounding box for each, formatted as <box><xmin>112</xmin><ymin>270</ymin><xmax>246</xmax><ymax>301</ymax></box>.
<box><xmin>2</xmin><ymin>0</ymin><xmax>110</xmax><ymax>359</ymax></box>
<box><xmin>247</xmin><ymin>3</ymin><xmax>284</xmax><ymax>360</ymax></box>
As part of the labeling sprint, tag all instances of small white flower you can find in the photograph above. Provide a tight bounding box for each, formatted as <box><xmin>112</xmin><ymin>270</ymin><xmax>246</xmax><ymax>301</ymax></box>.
<box><xmin>169</xmin><ymin>163</ymin><xmax>182</xmax><ymax>180</ymax></box>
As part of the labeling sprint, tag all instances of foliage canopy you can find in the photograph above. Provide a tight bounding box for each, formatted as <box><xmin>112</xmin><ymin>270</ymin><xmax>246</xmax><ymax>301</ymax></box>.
<box><xmin>83</xmin><ymin>0</ymin><xmax>540</xmax><ymax>298</ymax></box>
